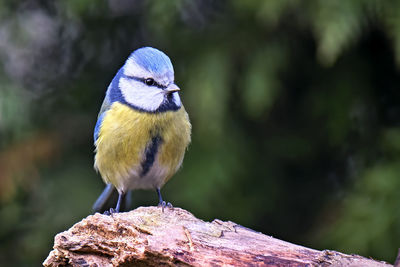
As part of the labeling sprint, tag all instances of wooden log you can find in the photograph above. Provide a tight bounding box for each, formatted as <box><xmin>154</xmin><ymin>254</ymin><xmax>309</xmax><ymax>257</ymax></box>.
<box><xmin>43</xmin><ymin>206</ymin><xmax>392</xmax><ymax>266</ymax></box>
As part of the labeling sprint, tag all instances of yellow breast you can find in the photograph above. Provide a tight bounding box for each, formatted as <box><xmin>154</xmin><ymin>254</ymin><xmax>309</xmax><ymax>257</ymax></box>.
<box><xmin>94</xmin><ymin>102</ymin><xmax>191</xmax><ymax>192</ymax></box>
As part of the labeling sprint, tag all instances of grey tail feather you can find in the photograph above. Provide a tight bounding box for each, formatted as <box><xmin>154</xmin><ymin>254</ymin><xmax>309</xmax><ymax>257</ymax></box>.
<box><xmin>92</xmin><ymin>184</ymin><xmax>132</xmax><ymax>213</ymax></box>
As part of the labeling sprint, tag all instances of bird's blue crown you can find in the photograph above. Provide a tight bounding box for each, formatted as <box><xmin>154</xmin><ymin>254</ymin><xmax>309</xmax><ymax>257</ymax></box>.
<box><xmin>129</xmin><ymin>47</ymin><xmax>174</xmax><ymax>76</ymax></box>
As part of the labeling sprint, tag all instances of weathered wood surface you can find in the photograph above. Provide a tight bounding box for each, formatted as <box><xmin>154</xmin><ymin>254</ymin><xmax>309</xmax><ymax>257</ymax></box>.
<box><xmin>43</xmin><ymin>206</ymin><xmax>391</xmax><ymax>267</ymax></box>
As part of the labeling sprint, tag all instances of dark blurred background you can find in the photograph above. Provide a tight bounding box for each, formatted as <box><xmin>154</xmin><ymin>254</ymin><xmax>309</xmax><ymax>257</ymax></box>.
<box><xmin>1</xmin><ymin>0</ymin><xmax>400</xmax><ymax>265</ymax></box>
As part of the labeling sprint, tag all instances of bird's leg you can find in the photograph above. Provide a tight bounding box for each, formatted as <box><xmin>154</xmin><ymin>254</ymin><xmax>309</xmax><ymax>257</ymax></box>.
<box><xmin>105</xmin><ymin>192</ymin><xmax>125</xmax><ymax>215</ymax></box>
<box><xmin>115</xmin><ymin>192</ymin><xmax>124</xmax><ymax>212</ymax></box>
<box><xmin>156</xmin><ymin>188</ymin><xmax>166</xmax><ymax>207</ymax></box>
<box><xmin>156</xmin><ymin>188</ymin><xmax>173</xmax><ymax>212</ymax></box>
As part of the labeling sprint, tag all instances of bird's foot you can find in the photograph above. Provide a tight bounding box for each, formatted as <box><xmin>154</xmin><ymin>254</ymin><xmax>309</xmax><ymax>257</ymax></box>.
<box><xmin>158</xmin><ymin>201</ymin><xmax>173</xmax><ymax>212</ymax></box>
<box><xmin>103</xmin><ymin>208</ymin><xmax>117</xmax><ymax>216</ymax></box>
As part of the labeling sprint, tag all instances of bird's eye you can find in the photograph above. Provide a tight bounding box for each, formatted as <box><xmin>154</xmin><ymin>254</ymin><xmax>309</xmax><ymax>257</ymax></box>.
<box><xmin>144</xmin><ymin>78</ymin><xmax>155</xmax><ymax>86</ymax></box>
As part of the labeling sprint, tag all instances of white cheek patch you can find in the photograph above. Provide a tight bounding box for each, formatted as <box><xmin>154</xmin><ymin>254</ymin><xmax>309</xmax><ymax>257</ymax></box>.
<box><xmin>119</xmin><ymin>78</ymin><xmax>164</xmax><ymax>111</ymax></box>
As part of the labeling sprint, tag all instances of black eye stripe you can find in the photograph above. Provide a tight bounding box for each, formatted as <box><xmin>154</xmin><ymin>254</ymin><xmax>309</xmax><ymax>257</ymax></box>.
<box><xmin>124</xmin><ymin>75</ymin><xmax>167</xmax><ymax>89</ymax></box>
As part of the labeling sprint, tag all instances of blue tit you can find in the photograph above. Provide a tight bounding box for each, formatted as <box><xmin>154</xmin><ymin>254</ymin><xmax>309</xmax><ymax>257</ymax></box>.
<box><xmin>92</xmin><ymin>47</ymin><xmax>191</xmax><ymax>213</ymax></box>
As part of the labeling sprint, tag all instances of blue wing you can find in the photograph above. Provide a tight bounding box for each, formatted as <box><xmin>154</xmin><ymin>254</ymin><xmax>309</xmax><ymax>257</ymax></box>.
<box><xmin>94</xmin><ymin>91</ymin><xmax>112</xmax><ymax>144</ymax></box>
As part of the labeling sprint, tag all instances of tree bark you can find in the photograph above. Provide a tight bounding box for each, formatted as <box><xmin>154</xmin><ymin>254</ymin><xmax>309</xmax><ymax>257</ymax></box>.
<box><xmin>43</xmin><ymin>206</ymin><xmax>391</xmax><ymax>267</ymax></box>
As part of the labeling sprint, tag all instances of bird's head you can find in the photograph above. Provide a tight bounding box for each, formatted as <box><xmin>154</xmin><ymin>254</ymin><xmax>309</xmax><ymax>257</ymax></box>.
<box><xmin>112</xmin><ymin>47</ymin><xmax>182</xmax><ymax>112</ymax></box>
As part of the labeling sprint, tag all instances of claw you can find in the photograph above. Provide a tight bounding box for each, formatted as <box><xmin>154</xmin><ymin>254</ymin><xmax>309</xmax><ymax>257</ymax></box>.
<box><xmin>156</xmin><ymin>188</ymin><xmax>173</xmax><ymax>212</ymax></box>
<box><xmin>158</xmin><ymin>200</ymin><xmax>166</xmax><ymax>212</ymax></box>
<box><xmin>103</xmin><ymin>208</ymin><xmax>116</xmax><ymax>216</ymax></box>
<box><xmin>157</xmin><ymin>201</ymin><xmax>173</xmax><ymax>212</ymax></box>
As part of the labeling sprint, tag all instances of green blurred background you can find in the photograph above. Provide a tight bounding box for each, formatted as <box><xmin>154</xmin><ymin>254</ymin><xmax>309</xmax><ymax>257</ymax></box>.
<box><xmin>1</xmin><ymin>0</ymin><xmax>400</xmax><ymax>265</ymax></box>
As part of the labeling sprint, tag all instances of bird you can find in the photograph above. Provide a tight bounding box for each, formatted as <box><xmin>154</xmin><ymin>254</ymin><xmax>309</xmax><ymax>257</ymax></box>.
<box><xmin>92</xmin><ymin>47</ymin><xmax>191</xmax><ymax>213</ymax></box>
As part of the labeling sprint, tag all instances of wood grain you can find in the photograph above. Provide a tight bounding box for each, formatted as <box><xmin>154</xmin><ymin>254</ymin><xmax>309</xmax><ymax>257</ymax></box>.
<box><xmin>43</xmin><ymin>207</ymin><xmax>392</xmax><ymax>267</ymax></box>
